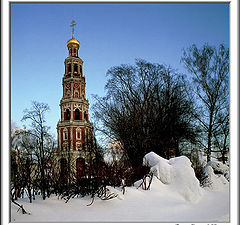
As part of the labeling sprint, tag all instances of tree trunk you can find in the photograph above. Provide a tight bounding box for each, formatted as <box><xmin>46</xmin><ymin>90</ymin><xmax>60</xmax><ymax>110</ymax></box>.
<box><xmin>40</xmin><ymin>129</ymin><xmax>46</xmax><ymax>200</ymax></box>
<box><xmin>27</xmin><ymin>186</ymin><xmax>32</xmax><ymax>203</ymax></box>
<box><xmin>41</xmin><ymin>169</ymin><xmax>46</xmax><ymax>200</ymax></box>
<box><xmin>33</xmin><ymin>188</ymin><xmax>35</xmax><ymax>200</ymax></box>
<box><xmin>221</xmin><ymin>130</ymin><xmax>228</xmax><ymax>164</ymax></box>
<box><xmin>207</xmin><ymin>113</ymin><xmax>213</xmax><ymax>162</ymax></box>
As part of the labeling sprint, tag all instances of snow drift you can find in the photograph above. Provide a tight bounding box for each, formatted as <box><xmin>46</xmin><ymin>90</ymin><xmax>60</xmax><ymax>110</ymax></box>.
<box><xmin>201</xmin><ymin>164</ymin><xmax>229</xmax><ymax>191</ymax></box>
<box><xmin>143</xmin><ymin>152</ymin><xmax>202</xmax><ymax>203</ymax></box>
<box><xmin>205</xmin><ymin>161</ymin><xmax>229</xmax><ymax>181</ymax></box>
<box><xmin>10</xmin><ymin>151</ymin><xmax>230</xmax><ymax>222</ymax></box>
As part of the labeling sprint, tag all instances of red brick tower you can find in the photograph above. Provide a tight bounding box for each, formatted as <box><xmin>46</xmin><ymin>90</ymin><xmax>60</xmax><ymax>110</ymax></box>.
<box><xmin>56</xmin><ymin>21</ymin><xmax>93</xmax><ymax>178</ymax></box>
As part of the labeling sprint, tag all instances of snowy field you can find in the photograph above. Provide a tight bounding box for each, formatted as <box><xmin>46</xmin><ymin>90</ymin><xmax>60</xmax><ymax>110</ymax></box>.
<box><xmin>10</xmin><ymin>152</ymin><xmax>230</xmax><ymax>223</ymax></box>
<box><xmin>11</xmin><ymin>182</ymin><xmax>229</xmax><ymax>223</ymax></box>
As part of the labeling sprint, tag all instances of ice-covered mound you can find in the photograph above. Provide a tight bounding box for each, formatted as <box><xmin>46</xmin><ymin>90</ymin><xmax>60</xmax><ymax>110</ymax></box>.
<box><xmin>201</xmin><ymin>165</ymin><xmax>229</xmax><ymax>191</ymax></box>
<box><xmin>143</xmin><ymin>152</ymin><xmax>202</xmax><ymax>203</ymax></box>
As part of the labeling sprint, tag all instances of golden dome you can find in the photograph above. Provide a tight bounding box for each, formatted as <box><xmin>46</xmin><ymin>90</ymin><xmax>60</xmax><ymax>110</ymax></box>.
<box><xmin>67</xmin><ymin>38</ymin><xmax>80</xmax><ymax>49</ymax></box>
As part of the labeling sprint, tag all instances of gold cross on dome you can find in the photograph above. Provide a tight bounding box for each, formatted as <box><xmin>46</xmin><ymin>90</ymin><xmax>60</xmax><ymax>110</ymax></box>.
<box><xmin>70</xmin><ymin>20</ymin><xmax>76</xmax><ymax>38</ymax></box>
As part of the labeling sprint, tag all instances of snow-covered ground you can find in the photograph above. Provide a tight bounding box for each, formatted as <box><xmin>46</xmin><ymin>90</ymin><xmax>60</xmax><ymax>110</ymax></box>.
<box><xmin>10</xmin><ymin>183</ymin><xmax>229</xmax><ymax>223</ymax></box>
<box><xmin>10</xmin><ymin>152</ymin><xmax>230</xmax><ymax>223</ymax></box>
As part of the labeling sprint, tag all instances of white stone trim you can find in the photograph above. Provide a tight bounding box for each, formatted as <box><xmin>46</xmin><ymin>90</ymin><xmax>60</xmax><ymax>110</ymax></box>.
<box><xmin>76</xmin><ymin>127</ymin><xmax>82</xmax><ymax>140</ymax></box>
<box><xmin>63</xmin><ymin>128</ymin><xmax>68</xmax><ymax>141</ymax></box>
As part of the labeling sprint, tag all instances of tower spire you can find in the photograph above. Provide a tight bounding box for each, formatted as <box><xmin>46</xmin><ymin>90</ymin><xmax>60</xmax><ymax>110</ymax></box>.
<box><xmin>70</xmin><ymin>20</ymin><xmax>76</xmax><ymax>39</ymax></box>
<box><xmin>67</xmin><ymin>20</ymin><xmax>80</xmax><ymax>52</ymax></box>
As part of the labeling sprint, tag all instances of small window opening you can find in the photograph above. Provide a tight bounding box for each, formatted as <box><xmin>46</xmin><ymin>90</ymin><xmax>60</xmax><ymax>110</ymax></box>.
<box><xmin>74</xmin><ymin>64</ymin><xmax>78</xmax><ymax>73</ymax></box>
<box><xmin>75</xmin><ymin>109</ymin><xmax>80</xmax><ymax>120</ymax></box>
<box><xmin>66</xmin><ymin>109</ymin><xmax>70</xmax><ymax>120</ymax></box>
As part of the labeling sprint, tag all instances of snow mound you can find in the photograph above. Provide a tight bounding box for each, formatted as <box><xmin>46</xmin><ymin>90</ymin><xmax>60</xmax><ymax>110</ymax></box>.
<box><xmin>143</xmin><ymin>152</ymin><xmax>172</xmax><ymax>184</ymax></box>
<box><xmin>169</xmin><ymin>156</ymin><xmax>202</xmax><ymax>202</ymax></box>
<box><xmin>206</xmin><ymin>161</ymin><xmax>229</xmax><ymax>174</ymax></box>
<box><xmin>206</xmin><ymin>161</ymin><xmax>230</xmax><ymax>181</ymax></box>
<box><xmin>143</xmin><ymin>152</ymin><xmax>202</xmax><ymax>202</ymax></box>
<box><xmin>202</xmin><ymin>165</ymin><xmax>229</xmax><ymax>191</ymax></box>
<box><xmin>106</xmin><ymin>186</ymin><xmax>124</xmax><ymax>200</ymax></box>
<box><xmin>143</xmin><ymin>151</ymin><xmax>169</xmax><ymax>167</ymax></box>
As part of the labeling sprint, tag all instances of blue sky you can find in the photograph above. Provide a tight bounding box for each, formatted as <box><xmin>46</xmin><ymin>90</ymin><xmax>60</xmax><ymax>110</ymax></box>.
<box><xmin>11</xmin><ymin>3</ymin><xmax>229</xmax><ymax>138</ymax></box>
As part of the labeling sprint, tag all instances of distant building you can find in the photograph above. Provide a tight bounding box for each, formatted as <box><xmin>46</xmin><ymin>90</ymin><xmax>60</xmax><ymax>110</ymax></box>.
<box><xmin>55</xmin><ymin>21</ymin><xmax>93</xmax><ymax>180</ymax></box>
<box><xmin>107</xmin><ymin>140</ymin><xmax>124</xmax><ymax>162</ymax></box>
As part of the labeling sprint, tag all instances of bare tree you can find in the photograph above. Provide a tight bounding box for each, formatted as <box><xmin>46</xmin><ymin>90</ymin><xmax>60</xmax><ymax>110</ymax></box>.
<box><xmin>212</xmin><ymin>106</ymin><xmax>229</xmax><ymax>164</ymax></box>
<box><xmin>11</xmin><ymin>126</ymin><xmax>37</xmax><ymax>203</ymax></box>
<box><xmin>21</xmin><ymin>101</ymin><xmax>54</xmax><ymax>200</ymax></box>
<box><xmin>181</xmin><ymin>44</ymin><xmax>229</xmax><ymax>162</ymax></box>
<box><xmin>93</xmin><ymin>59</ymin><xmax>197</xmax><ymax>172</ymax></box>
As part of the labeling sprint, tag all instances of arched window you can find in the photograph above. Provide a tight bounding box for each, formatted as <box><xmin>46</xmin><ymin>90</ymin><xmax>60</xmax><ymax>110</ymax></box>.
<box><xmin>75</xmin><ymin>109</ymin><xmax>80</xmax><ymax>120</ymax></box>
<box><xmin>68</xmin><ymin>64</ymin><xmax>71</xmax><ymax>73</ymax></box>
<box><xmin>63</xmin><ymin>128</ymin><xmax>68</xmax><ymax>140</ymax></box>
<box><xmin>66</xmin><ymin>109</ymin><xmax>70</xmax><ymax>120</ymax></box>
<box><xmin>76</xmin><ymin>157</ymin><xmax>85</xmax><ymax>179</ymax></box>
<box><xmin>74</xmin><ymin>64</ymin><xmax>78</xmax><ymax>73</ymax></box>
<box><xmin>76</xmin><ymin>128</ymin><xmax>81</xmax><ymax>140</ymax></box>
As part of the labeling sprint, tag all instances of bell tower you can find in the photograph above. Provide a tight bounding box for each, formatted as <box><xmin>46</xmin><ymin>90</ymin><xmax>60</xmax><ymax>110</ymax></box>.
<box><xmin>56</xmin><ymin>21</ymin><xmax>93</xmax><ymax>178</ymax></box>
